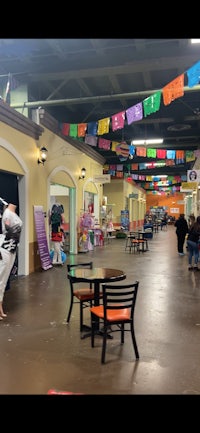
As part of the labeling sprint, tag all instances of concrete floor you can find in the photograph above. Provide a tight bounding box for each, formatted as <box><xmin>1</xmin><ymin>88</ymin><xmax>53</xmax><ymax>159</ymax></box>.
<box><xmin>1</xmin><ymin>225</ymin><xmax>200</xmax><ymax>395</ymax></box>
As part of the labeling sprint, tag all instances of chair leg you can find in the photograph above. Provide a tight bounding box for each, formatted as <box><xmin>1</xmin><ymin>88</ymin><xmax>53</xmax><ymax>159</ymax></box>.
<box><xmin>80</xmin><ymin>300</ymin><xmax>94</xmax><ymax>332</ymax></box>
<box><xmin>130</xmin><ymin>240</ymin><xmax>139</xmax><ymax>253</ymax></box>
<box><xmin>101</xmin><ymin>329</ymin><xmax>107</xmax><ymax>364</ymax></box>
<box><xmin>80</xmin><ymin>301</ymin><xmax>83</xmax><ymax>332</ymax></box>
<box><xmin>66</xmin><ymin>295</ymin><xmax>74</xmax><ymax>324</ymax></box>
<box><xmin>125</xmin><ymin>236</ymin><xmax>130</xmax><ymax>251</ymax></box>
<box><xmin>120</xmin><ymin>323</ymin><xmax>125</xmax><ymax>344</ymax></box>
<box><xmin>130</xmin><ymin>323</ymin><xmax>139</xmax><ymax>359</ymax></box>
<box><xmin>91</xmin><ymin>313</ymin><xmax>95</xmax><ymax>347</ymax></box>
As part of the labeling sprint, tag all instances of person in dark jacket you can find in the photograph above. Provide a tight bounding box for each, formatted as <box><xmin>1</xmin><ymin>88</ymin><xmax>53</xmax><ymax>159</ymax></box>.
<box><xmin>188</xmin><ymin>213</ymin><xmax>195</xmax><ymax>229</ymax></box>
<box><xmin>187</xmin><ymin>216</ymin><xmax>200</xmax><ymax>270</ymax></box>
<box><xmin>174</xmin><ymin>213</ymin><xmax>188</xmax><ymax>256</ymax></box>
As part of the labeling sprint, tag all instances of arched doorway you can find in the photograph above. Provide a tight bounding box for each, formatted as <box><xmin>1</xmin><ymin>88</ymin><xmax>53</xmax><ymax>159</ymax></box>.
<box><xmin>48</xmin><ymin>167</ymin><xmax>77</xmax><ymax>254</ymax></box>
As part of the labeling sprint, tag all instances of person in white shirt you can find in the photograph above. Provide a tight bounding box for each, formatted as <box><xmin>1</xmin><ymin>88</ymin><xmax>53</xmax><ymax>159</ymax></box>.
<box><xmin>0</xmin><ymin>203</ymin><xmax>22</xmax><ymax>318</ymax></box>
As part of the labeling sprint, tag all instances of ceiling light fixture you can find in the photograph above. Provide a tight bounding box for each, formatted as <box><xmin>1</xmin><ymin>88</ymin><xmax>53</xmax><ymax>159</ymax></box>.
<box><xmin>145</xmin><ymin>162</ymin><xmax>166</xmax><ymax>168</ymax></box>
<box><xmin>38</xmin><ymin>146</ymin><xmax>48</xmax><ymax>165</ymax></box>
<box><xmin>152</xmin><ymin>175</ymin><xmax>168</xmax><ymax>179</ymax></box>
<box><xmin>131</xmin><ymin>139</ymin><xmax>163</xmax><ymax>145</ymax></box>
<box><xmin>191</xmin><ymin>39</ymin><xmax>200</xmax><ymax>44</ymax></box>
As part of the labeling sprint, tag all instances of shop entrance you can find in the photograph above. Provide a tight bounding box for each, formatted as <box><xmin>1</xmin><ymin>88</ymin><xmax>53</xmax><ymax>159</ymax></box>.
<box><xmin>0</xmin><ymin>171</ymin><xmax>20</xmax><ymax>277</ymax></box>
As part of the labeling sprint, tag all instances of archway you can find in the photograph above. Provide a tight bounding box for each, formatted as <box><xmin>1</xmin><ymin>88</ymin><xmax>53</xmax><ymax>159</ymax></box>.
<box><xmin>48</xmin><ymin>167</ymin><xmax>78</xmax><ymax>254</ymax></box>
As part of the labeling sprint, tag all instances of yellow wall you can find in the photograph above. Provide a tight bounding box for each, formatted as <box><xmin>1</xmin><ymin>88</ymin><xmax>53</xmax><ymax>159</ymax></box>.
<box><xmin>103</xmin><ymin>179</ymin><xmax>146</xmax><ymax>228</ymax></box>
<box><xmin>0</xmin><ymin>147</ymin><xmax>25</xmax><ymax>174</ymax></box>
<box><xmin>103</xmin><ymin>180</ymin><xmax>124</xmax><ymax>224</ymax></box>
<box><xmin>0</xmin><ymin>121</ymin><xmax>103</xmax><ymax>273</ymax></box>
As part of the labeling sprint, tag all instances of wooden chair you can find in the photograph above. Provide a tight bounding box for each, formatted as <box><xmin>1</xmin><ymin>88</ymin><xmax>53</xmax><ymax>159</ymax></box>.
<box><xmin>137</xmin><ymin>238</ymin><xmax>149</xmax><ymax>252</ymax></box>
<box><xmin>125</xmin><ymin>231</ymin><xmax>137</xmax><ymax>252</ymax></box>
<box><xmin>130</xmin><ymin>239</ymin><xmax>139</xmax><ymax>253</ymax></box>
<box><xmin>130</xmin><ymin>232</ymin><xmax>149</xmax><ymax>253</ymax></box>
<box><xmin>67</xmin><ymin>262</ymin><xmax>102</xmax><ymax>332</ymax></box>
<box><xmin>90</xmin><ymin>280</ymin><xmax>140</xmax><ymax>364</ymax></box>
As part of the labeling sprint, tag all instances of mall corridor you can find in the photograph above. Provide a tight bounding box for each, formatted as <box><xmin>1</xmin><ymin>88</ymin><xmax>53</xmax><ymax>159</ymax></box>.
<box><xmin>1</xmin><ymin>224</ymin><xmax>200</xmax><ymax>395</ymax></box>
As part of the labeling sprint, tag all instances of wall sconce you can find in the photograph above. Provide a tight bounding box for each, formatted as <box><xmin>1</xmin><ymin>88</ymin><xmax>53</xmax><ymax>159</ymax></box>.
<box><xmin>79</xmin><ymin>167</ymin><xmax>86</xmax><ymax>179</ymax></box>
<box><xmin>38</xmin><ymin>146</ymin><xmax>48</xmax><ymax>165</ymax></box>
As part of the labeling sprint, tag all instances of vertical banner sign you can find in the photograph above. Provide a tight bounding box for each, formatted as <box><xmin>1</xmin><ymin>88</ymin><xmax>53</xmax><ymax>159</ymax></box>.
<box><xmin>121</xmin><ymin>210</ymin><xmax>129</xmax><ymax>231</ymax></box>
<box><xmin>34</xmin><ymin>205</ymin><xmax>52</xmax><ymax>271</ymax></box>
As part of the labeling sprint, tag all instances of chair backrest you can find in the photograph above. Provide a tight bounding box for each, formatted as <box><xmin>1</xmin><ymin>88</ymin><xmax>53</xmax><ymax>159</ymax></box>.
<box><xmin>129</xmin><ymin>231</ymin><xmax>137</xmax><ymax>239</ymax></box>
<box><xmin>67</xmin><ymin>262</ymin><xmax>93</xmax><ymax>272</ymax></box>
<box><xmin>67</xmin><ymin>262</ymin><xmax>93</xmax><ymax>289</ymax></box>
<box><xmin>101</xmin><ymin>281</ymin><xmax>139</xmax><ymax>321</ymax></box>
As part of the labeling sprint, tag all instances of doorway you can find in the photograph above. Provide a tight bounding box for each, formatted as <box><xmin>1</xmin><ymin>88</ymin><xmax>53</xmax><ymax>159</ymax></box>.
<box><xmin>0</xmin><ymin>171</ymin><xmax>20</xmax><ymax>276</ymax></box>
<box><xmin>50</xmin><ymin>183</ymin><xmax>70</xmax><ymax>253</ymax></box>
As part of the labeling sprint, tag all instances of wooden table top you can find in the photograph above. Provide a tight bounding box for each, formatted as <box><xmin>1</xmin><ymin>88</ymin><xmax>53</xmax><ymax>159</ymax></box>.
<box><xmin>67</xmin><ymin>267</ymin><xmax>126</xmax><ymax>283</ymax></box>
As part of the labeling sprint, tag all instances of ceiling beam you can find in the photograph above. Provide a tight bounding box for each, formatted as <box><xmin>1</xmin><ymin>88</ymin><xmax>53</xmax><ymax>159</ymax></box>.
<box><xmin>10</xmin><ymin>84</ymin><xmax>200</xmax><ymax>109</ymax></box>
<box><xmin>26</xmin><ymin>54</ymin><xmax>200</xmax><ymax>82</ymax></box>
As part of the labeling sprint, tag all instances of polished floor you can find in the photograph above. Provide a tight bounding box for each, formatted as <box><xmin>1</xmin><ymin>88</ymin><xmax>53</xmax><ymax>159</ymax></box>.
<box><xmin>1</xmin><ymin>225</ymin><xmax>200</xmax><ymax>395</ymax></box>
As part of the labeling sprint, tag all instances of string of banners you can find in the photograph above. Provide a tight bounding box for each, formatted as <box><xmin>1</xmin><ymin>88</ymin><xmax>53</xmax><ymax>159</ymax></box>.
<box><xmin>60</xmin><ymin>59</ymin><xmax>200</xmax><ymax>161</ymax></box>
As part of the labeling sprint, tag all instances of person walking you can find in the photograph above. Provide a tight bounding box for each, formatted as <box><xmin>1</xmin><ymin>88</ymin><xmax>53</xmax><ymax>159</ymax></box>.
<box><xmin>187</xmin><ymin>216</ymin><xmax>200</xmax><ymax>270</ymax></box>
<box><xmin>188</xmin><ymin>213</ymin><xmax>195</xmax><ymax>229</ymax></box>
<box><xmin>186</xmin><ymin>214</ymin><xmax>195</xmax><ymax>251</ymax></box>
<box><xmin>174</xmin><ymin>213</ymin><xmax>188</xmax><ymax>256</ymax></box>
<box><xmin>0</xmin><ymin>203</ymin><xmax>23</xmax><ymax>318</ymax></box>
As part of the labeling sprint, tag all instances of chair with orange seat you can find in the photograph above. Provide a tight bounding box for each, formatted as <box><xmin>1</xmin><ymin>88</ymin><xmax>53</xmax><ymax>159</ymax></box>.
<box><xmin>67</xmin><ymin>262</ymin><xmax>103</xmax><ymax>332</ymax></box>
<box><xmin>137</xmin><ymin>238</ymin><xmax>149</xmax><ymax>252</ymax></box>
<box><xmin>90</xmin><ymin>280</ymin><xmax>140</xmax><ymax>364</ymax></box>
<box><xmin>130</xmin><ymin>238</ymin><xmax>139</xmax><ymax>253</ymax></box>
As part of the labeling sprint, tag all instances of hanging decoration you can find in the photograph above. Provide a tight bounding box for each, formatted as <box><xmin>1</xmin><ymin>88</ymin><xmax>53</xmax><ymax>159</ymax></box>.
<box><xmin>59</xmin><ymin>58</ymin><xmax>199</xmax><ymax>192</ymax></box>
<box><xmin>60</xmin><ymin>59</ymin><xmax>200</xmax><ymax>153</ymax></box>
<box><xmin>162</xmin><ymin>74</ymin><xmax>184</xmax><ymax>106</ymax></box>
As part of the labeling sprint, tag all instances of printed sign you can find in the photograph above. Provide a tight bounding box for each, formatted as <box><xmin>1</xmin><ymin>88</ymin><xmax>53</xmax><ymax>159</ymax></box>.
<box><xmin>170</xmin><ymin>208</ymin><xmax>179</xmax><ymax>213</ymax></box>
<box><xmin>93</xmin><ymin>174</ymin><xmax>111</xmax><ymax>183</ymax></box>
<box><xmin>34</xmin><ymin>205</ymin><xmax>52</xmax><ymax>271</ymax></box>
<box><xmin>187</xmin><ymin>170</ymin><xmax>200</xmax><ymax>182</ymax></box>
<box><xmin>181</xmin><ymin>182</ymin><xmax>198</xmax><ymax>191</ymax></box>
<box><xmin>121</xmin><ymin>210</ymin><xmax>129</xmax><ymax>231</ymax></box>
<box><xmin>129</xmin><ymin>193</ymin><xmax>138</xmax><ymax>198</ymax></box>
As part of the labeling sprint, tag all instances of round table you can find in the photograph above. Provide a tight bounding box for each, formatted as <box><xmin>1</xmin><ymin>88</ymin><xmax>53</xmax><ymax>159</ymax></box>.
<box><xmin>67</xmin><ymin>267</ymin><xmax>126</xmax><ymax>338</ymax></box>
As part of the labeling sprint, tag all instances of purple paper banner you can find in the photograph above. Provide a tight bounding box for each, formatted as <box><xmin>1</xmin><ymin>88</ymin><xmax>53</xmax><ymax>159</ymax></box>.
<box><xmin>34</xmin><ymin>205</ymin><xmax>52</xmax><ymax>271</ymax></box>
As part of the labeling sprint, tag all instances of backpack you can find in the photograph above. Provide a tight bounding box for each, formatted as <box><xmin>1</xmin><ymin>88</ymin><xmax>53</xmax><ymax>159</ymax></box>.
<box><xmin>50</xmin><ymin>204</ymin><xmax>64</xmax><ymax>225</ymax></box>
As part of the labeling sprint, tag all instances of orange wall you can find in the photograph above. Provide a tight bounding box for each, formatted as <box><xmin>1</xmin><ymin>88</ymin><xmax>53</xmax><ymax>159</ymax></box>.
<box><xmin>146</xmin><ymin>193</ymin><xmax>185</xmax><ymax>217</ymax></box>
